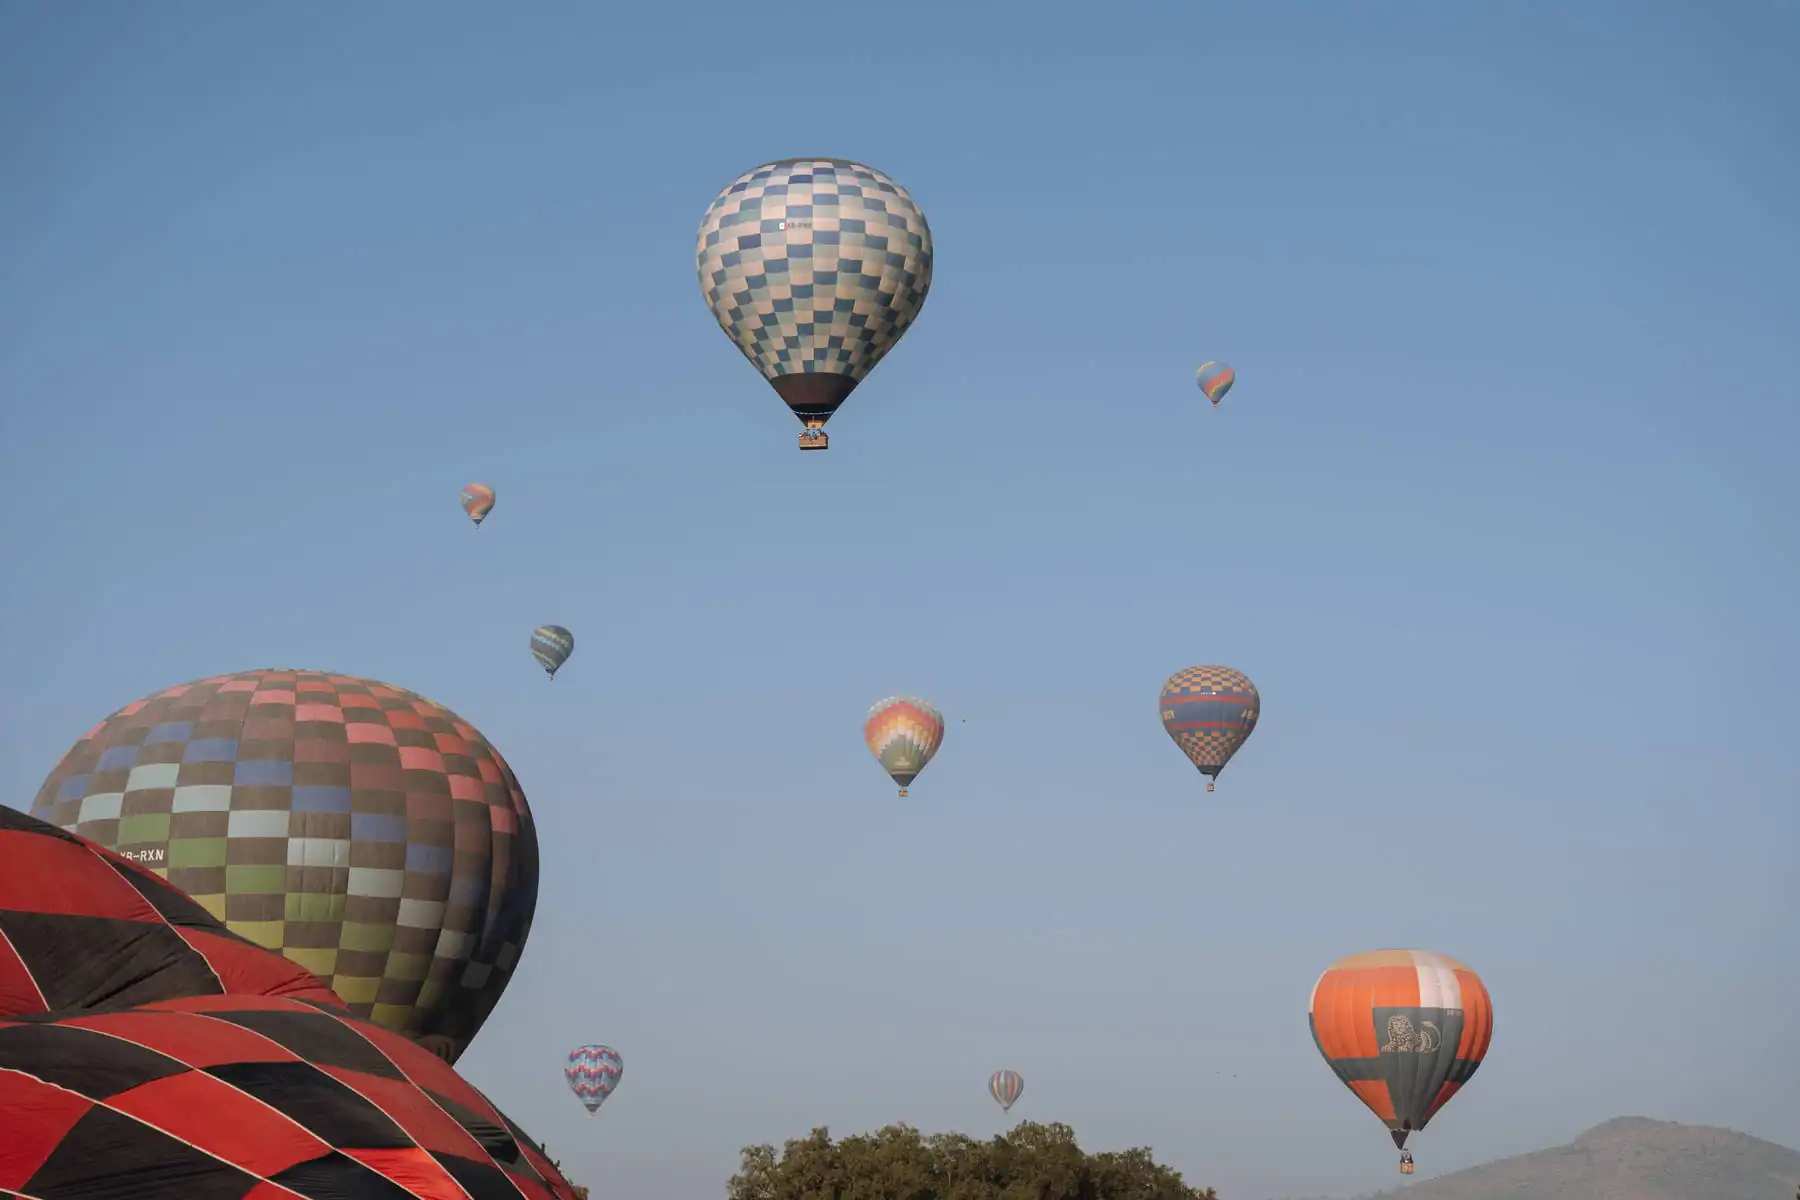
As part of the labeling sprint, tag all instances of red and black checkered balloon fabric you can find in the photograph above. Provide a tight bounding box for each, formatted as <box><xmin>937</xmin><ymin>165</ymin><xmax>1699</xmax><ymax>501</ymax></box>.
<box><xmin>0</xmin><ymin>808</ymin><xmax>578</xmax><ymax>1200</ymax></box>
<box><xmin>0</xmin><ymin>807</ymin><xmax>347</xmax><ymax>1020</ymax></box>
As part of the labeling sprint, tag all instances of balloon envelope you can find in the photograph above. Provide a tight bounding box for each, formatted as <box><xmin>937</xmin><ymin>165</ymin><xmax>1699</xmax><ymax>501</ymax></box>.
<box><xmin>989</xmin><ymin>1069</ymin><xmax>1024</xmax><ymax>1111</ymax></box>
<box><xmin>1159</xmin><ymin>665</ymin><xmax>1260</xmax><ymax>787</ymax></box>
<box><xmin>1309</xmin><ymin>949</ymin><xmax>1494</xmax><ymax>1148</ymax></box>
<box><xmin>29</xmin><ymin>668</ymin><xmax>540</xmax><ymax>1064</ymax></box>
<box><xmin>0</xmin><ymin>808</ymin><xmax>581</xmax><ymax>1200</ymax></box>
<box><xmin>1196</xmin><ymin>361</ymin><xmax>1235</xmax><ymax>405</ymax></box>
<box><xmin>864</xmin><ymin>696</ymin><xmax>945</xmax><ymax>794</ymax></box>
<box><xmin>461</xmin><ymin>482</ymin><xmax>496</xmax><ymax>525</ymax></box>
<box><xmin>531</xmin><ymin>625</ymin><xmax>574</xmax><ymax>678</ymax></box>
<box><xmin>566</xmin><ymin>1044</ymin><xmax>624</xmax><ymax>1113</ymax></box>
<box><xmin>696</xmin><ymin>159</ymin><xmax>933</xmax><ymax>432</ymax></box>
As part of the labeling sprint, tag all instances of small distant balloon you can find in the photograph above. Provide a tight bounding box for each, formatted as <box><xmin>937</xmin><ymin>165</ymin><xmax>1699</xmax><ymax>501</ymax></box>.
<box><xmin>461</xmin><ymin>483</ymin><xmax>496</xmax><ymax>526</ymax></box>
<box><xmin>989</xmin><ymin>1069</ymin><xmax>1024</xmax><ymax>1112</ymax></box>
<box><xmin>531</xmin><ymin>625</ymin><xmax>574</xmax><ymax>680</ymax></box>
<box><xmin>1159</xmin><ymin>665</ymin><xmax>1260</xmax><ymax>792</ymax></box>
<box><xmin>1196</xmin><ymin>361</ymin><xmax>1235</xmax><ymax>406</ymax></box>
<box><xmin>565</xmin><ymin>1044</ymin><xmax>624</xmax><ymax>1114</ymax></box>
<box><xmin>864</xmin><ymin>696</ymin><xmax>945</xmax><ymax>797</ymax></box>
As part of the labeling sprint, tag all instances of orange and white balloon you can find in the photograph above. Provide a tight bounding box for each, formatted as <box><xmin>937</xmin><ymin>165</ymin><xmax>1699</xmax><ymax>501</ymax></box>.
<box><xmin>1309</xmin><ymin>949</ymin><xmax>1494</xmax><ymax>1170</ymax></box>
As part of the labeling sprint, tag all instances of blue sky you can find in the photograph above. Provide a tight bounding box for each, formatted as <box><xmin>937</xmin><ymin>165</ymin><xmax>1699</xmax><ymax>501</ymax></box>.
<box><xmin>3</xmin><ymin>3</ymin><xmax>1797</xmax><ymax>1197</ymax></box>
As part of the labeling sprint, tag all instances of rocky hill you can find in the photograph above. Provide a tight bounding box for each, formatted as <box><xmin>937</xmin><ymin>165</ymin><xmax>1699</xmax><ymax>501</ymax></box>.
<box><xmin>1287</xmin><ymin>1117</ymin><xmax>1800</xmax><ymax>1200</ymax></box>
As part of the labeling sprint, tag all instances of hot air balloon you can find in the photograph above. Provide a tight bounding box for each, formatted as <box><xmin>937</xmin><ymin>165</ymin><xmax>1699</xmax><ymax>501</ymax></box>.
<box><xmin>0</xmin><ymin>806</ymin><xmax>583</xmax><ymax>1200</ymax></box>
<box><xmin>566</xmin><ymin>1044</ymin><xmax>624</xmax><ymax>1114</ymax></box>
<box><xmin>28</xmin><ymin>669</ymin><xmax>540</xmax><ymax>1065</ymax></box>
<box><xmin>1159</xmin><ymin>665</ymin><xmax>1260</xmax><ymax>792</ymax></box>
<box><xmin>864</xmin><ymin>696</ymin><xmax>945</xmax><ymax>797</ymax></box>
<box><xmin>989</xmin><ymin>1069</ymin><xmax>1024</xmax><ymax>1112</ymax></box>
<box><xmin>1309</xmin><ymin>949</ymin><xmax>1494</xmax><ymax>1175</ymax></box>
<box><xmin>461</xmin><ymin>482</ymin><xmax>496</xmax><ymax>526</ymax></box>
<box><xmin>696</xmin><ymin>158</ymin><xmax>934</xmax><ymax>452</ymax></box>
<box><xmin>532</xmin><ymin>625</ymin><xmax>574</xmax><ymax>679</ymax></box>
<box><xmin>1196</xmin><ymin>361</ymin><xmax>1235</xmax><ymax>406</ymax></box>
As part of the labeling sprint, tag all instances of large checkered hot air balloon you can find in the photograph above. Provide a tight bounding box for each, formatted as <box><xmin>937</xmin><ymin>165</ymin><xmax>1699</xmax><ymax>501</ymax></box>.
<box><xmin>29</xmin><ymin>668</ymin><xmax>539</xmax><ymax>1065</ymax></box>
<box><xmin>1159</xmin><ymin>665</ymin><xmax>1260</xmax><ymax>792</ymax></box>
<box><xmin>864</xmin><ymin>696</ymin><xmax>945</xmax><ymax>798</ymax></box>
<box><xmin>1309</xmin><ymin>949</ymin><xmax>1495</xmax><ymax>1176</ymax></box>
<box><xmin>696</xmin><ymin>158</ymin><xmax>934</xmax><ymax>452</ymax></box>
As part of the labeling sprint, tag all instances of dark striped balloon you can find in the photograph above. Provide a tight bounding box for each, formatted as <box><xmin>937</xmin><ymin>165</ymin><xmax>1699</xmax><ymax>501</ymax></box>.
<box><xmin>531</xmin><ymin>625</ymin><xmax>574</xmax><ymax>679</ymax></box>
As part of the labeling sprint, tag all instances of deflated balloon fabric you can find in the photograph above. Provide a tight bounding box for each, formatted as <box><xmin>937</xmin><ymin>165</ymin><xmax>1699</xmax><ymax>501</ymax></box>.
<box><xmin>0</xmin><ymin>806</ymin><xmax>581</xmax><ymax>1200</ymax></box>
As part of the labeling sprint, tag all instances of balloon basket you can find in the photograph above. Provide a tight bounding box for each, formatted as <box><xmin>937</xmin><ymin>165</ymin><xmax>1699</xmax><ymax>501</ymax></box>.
<box><xmin>799</xmin><ymin>428</ymin><xmax>829</xmax><ymax>451</ymax></box>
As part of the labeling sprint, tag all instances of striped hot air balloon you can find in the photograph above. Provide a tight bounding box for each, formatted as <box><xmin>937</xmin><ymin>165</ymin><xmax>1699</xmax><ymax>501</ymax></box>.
<box><xmin>461</xmin><ymin>483</ymin><xmax>496</xmax><ymax>526</ymax></box>
<box><xmin>863</xmin><ymin>696</ymin><xmax>945</xmax><ymax>797</ymax></box>
<box><xmin>1159</xmin><ymin>665</ymin><xmax>1260</xmax><ymax>792</ymax></box>
<box><xmin>1309</xmin><ymin>949</ymin><xmax>1494</xmax><ymax>1175</ymax></box>
<box><xmin>565</xmin><ymin>1044</ymin><xmax>624</xmax><ymax>1114</ymax></box>
<box><xmin>531</xmin><ymin>625</ymin><xmax>574</xmax><ymax>680</ymax></box>
<box><xmin>989</xmin><ymin>1069</ymin><xmax>1024</xmax><ymax>1112</ymax></box>
<box><xmin>1196</xmin><ymin>361</ymin><xmax>1235</xmax><ymax>406</ymax></box>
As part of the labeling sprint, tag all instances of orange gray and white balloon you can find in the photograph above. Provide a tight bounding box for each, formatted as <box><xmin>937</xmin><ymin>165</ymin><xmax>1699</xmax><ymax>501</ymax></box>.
<box><xmin>1309</xmin><ymin>949</ymin><xmax>1494</xmax><ymax>1174</ymax></box>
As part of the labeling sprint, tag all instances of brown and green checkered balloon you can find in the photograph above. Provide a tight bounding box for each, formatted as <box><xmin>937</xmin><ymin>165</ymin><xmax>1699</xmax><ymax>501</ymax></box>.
<box><xmin>29</xmin><ymin>668</ymin><xmax>539</xmax><ymax>1065</ymax></box>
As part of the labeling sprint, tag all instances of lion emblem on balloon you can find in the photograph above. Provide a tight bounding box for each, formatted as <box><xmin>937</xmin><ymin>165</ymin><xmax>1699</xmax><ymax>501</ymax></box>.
<box><xmin>1380</xmin><ymin>1013</ymin><xmax>1442</xmax><ymax>1054</ymax></box>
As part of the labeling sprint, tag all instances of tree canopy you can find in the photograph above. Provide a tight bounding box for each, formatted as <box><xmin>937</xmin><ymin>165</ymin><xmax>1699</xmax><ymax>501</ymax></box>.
<box><xmin>728</xmin><ymin>1120</ymin><xmax>1219</xmax><ymax>1200</ymax></box>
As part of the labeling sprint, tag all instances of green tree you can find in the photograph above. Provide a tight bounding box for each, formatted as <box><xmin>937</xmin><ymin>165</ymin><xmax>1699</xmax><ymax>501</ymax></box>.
<box><xmin>728</xmin><ymin>1121</ymin><xmax>1219</xmax><ymax>1200</ymax></box>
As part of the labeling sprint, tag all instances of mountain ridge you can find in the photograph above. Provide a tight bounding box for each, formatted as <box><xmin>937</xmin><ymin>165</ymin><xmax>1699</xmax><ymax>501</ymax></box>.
<box><xmin>1277</xmin><ymin>1116</ymin><xmax>1800</xmax><ymax>1200</ymax></box>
